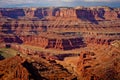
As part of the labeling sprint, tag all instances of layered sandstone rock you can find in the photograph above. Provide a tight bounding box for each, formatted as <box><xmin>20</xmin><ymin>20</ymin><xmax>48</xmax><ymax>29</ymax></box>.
<box><xmin>20</xmin><ymin>34</ymin><xmax>84</xmax><ymax>50</ymax></box>
<box><xmin>0</xmin><ymin>56</ymin><xmax>29</xmax><ymax>80</ymax></box>
<box><xmin>0</xmin><ymin>55</ymin><xmax>77</xmax><ymax>80</ymax></box>
<box><xmin>0</xmin><ymin>7</ymin><xmax>119</xmax><ymax>20</ymax></box>
<box><xmin>0</xmin><ymin>6</ymin><xmax>120</xmax><ymax>50</ymax></box>
<box><xmin>23</xmin><ymin>8</ymin><xmax>37</xmax><ymax>18</ymax></box>
<box><xmin>104</xmin><ymin>11</ymin><xmax>118</xmax><ymax>20</ymax></box>
<box><xmin>77</xmin><ymin>42</ymin><xmax>120</xmax><ymax>80</ymax></box>
<box><xmin>0</xmin><ymin>11</ymin><xmax>2</xmax><ymax>17</ymax></box>
<box><xmin>0</xmin><ymin>6</ymin><xmax>120</xmax><ymax>80</ymax></box>
<box><xmin>56</xmin><ymin>8</ymin><xmax>77</xmax><ymax>17</ymax></box>
<box><xmin>84</xmin><ymin>37</ymin><xmax>112</xmax><ymax>45</ymax></box>
<box><xmin>0</xmin><ymin>8</ymin><xmax>25</xmax><ymax>18</ymax></box>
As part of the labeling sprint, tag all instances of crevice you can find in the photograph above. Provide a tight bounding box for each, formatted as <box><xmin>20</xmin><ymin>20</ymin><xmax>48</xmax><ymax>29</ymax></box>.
<box><xmin>22</xmin><ymin>60</ymin><xmax>47</xmax><ymax>80</ymax></box>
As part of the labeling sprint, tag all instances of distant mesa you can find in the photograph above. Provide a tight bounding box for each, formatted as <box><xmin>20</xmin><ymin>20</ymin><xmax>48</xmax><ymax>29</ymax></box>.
<box><xmin>0</xmin><ymin>6</ymin><xmax>120</xmax><ymax>80</ymax></box>
<box><xmin>0</xmin><ymin>6</ymin><xmax>120</xmax><ymax>50</ymax></box>
<box><xmin>0</xmin><ymin>6</ymin><xmax>119</xmax><ymax>20</ymax></box>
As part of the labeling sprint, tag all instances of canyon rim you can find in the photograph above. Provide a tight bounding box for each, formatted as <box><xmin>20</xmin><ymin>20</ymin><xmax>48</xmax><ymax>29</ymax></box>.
<box><xmin>0</xmin><ymin>2</ymin><xmax>120</xmax><ymax>80</ymax></box>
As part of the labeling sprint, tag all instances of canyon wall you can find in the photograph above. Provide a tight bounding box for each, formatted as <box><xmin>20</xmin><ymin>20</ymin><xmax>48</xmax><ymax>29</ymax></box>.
<box><xmin>0</xmin><ymin>7</ymin><xmax>120</xmax><ymax>20</ymax></box>
<box><xmin>0</xmin><ymin>6</ymin><xmax>120</xmax><ymax>50</ymax></box>
<box><xmin>0</xmin><ymin>7</ymin><xmax>120</xmax><ymax>80</ymax></box>
<box><xmin>76</xmin><ymin>41</ymin><xmax>120</xmax><ymax>80</ymax></box>
<box><xmin>20</xmin><ymin>35</ymin><xmax>84</xmax><ymax>50</ymax></box>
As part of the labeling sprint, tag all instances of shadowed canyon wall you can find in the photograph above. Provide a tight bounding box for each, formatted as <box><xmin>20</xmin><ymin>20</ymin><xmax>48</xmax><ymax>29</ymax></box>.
<box><xmin>0</xmin><ymin>6</ymin><xmax>120</xmax><ymax>50</ymax></box>
<box><xmin>0</xmin><ymin>6</ymin><xmax>120</xmax><ymax>20</ymax></box>
<box><xmin>0</xmin><ymin>6</ymin><xmax>120</xmax><ymax>80</ymax></box>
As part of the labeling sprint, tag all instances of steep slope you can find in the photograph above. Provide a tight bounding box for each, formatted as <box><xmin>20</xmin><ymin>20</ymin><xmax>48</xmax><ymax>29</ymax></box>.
<box><xmin>77</xmin><ymin>41</ymin><xmax>120</xmax><ymax>80</ymax></box>
<box><xmin>0</xmin><ymin>55</ymin><xmax>77</xmax><ymax>80</ymax></box>
<box><xmin>0</xmin><ymin>56</ymin><xmax>29</xmax><ymax>80</ymax></box>
<box><xmin>0</xmin><ymin>7</ymin><xmax>120</xmax><ymax>51</ymax></box>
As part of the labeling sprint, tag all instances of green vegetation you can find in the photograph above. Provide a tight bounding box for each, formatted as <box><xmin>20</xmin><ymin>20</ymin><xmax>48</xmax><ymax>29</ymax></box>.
<box><xmin>0</xmin><ymin>48</ymin><xmax>18</xmax><ymax>58</ymax></box>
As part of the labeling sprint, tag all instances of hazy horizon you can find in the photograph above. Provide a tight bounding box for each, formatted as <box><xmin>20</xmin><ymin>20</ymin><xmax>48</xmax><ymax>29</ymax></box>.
<box><xmin>0</xmin><ymin>0</ymin><xmax>120</xmax><ymax>8</ymax></box>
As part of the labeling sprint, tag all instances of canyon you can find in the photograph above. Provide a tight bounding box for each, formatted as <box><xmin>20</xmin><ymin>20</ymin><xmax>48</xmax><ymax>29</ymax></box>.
<box><xmin>0</xmin><ymin>6</ymin><xmax>120</xmax><ymax>80</ymax></box>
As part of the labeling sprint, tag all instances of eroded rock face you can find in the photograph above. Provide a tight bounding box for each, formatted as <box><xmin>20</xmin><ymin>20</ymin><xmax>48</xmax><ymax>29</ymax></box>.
<box><xmin>19</xmin><ymin>35</ymin><xmax>84</xmax><ymax>50</ymax></box>
<box><xmin>0</xmin><ymin>6</ymin><xmax>120</xmax><ymax>50</ymax></box>
<box><xmin>0</xmin><ymin>56</ymin><xmax>29</xmax><ymax>80</ymax></box>
<box><xmin>84</xmin><ymin>37</ymin><xmax>113</xmax><ymax>45</ymax></box>
<box><xmin>1</xmin><ymin>9</ymin><xmax>25</xmax><ymax>18</ymax></box>
<box><xmin>0</xmin><ymin>11</ymin><xmax>2</xmax><ymax>17</ymax></box>
<box><xmin>104</xmin><ymin>11</ymin><xmax>118</xmax><ymax>20</ymax></box>
<box><xmin>0</xmin><ymin>6</ymin><xmax>120</xmax><ymax>80</ymax></box>
<box><xmin>0</xmin><ymin>21</ymin><xmax>119</xmax><ymax>50</ymax></box>
<box><xmin>77</xmin><ymin>43</ymin><xmax>120</xmax><ymax>80</ymax></box>
<box><xmin>0</xmin><ymin>55</ymin><xmax>77</xmax><ymax>80</ymax></box>
<box><xmin>0</xmin><ymin>7</ymin><xmax>120</xmax><ymax>20</ymax></box>
<box><xmin>56</xmin><ymin>8</ymin><xmax>77</xmax><ymax>17</ymax></box>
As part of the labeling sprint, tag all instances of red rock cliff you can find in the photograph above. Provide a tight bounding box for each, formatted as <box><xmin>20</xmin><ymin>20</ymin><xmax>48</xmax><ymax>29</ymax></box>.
<box><xmin>0</xmin><ymin>7</ymin><xmax>119</xmax><ymax>20</ymax></box>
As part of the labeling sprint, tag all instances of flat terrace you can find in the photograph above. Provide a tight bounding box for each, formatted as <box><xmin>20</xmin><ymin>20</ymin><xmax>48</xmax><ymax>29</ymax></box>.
<box><xmin>37</xmin><ymin>31</ymin><xmax>120</xmax><ymax>39</ymax></box>
<box><xmin>36</xmin><ymin>32</ymin><xmax>83</xmax><ymax>39</ymax></box>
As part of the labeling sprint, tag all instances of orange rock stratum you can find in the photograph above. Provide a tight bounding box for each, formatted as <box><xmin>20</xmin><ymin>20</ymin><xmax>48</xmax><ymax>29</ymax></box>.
<box><xmin>0</xmin><ymin>6</ymin><xmax>120</xmax><ymax>80</ymax></box>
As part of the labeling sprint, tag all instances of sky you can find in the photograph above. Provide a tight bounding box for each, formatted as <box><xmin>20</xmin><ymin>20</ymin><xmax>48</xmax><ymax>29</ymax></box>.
<box><xmin>0</xmin><ymin>0</ymin><xmax>120</xmax><ymax>8</ymax></box>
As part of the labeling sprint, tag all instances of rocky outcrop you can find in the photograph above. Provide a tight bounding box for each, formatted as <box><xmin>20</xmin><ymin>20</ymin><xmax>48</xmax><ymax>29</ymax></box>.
<box><xmin>0</xmin><ymin>21</ymin><xmax>46</xmax><ymax>35</ymax></box>
<box><xmin>0</xmin><ymin>6</ymin><xmax>120</xmax><ymax>80</ymax></box>
<box><xmin>0</xmin><ymin>11</ymin><xmax>2</xmax><ymax>17</ymax></box>
<box><xmin>24</xmin><ymin>8</ymin><xmax>37</xmax><ymax>18</ymax></box>
<box><xmin>84</xmin><ymin>37</ymin><xmax>113</xmax><ymax>45</ymax></box>
<box><xmin>0</xmin><ymin>37</ymin><xmax>3</xmax><ymax>43</ymax></box>
<box><xmin>0</xmin><ymin>7</ymin><xmax>119</xmax><ymax>20</ymax></box>
<box><xmin>1</xmin><ymin>9</ymin><xmax>25</xmax><ymax>18</ymax></box>
<box><xmin>55</xmin><ymin>8</ymin><xmax>77</xmax><ymax>17</ymax></box>
<box><xmin>77</xmin><ymin>43</ymin><xmax>120</xmax><ymax>80</ymax></box>
<box><xmin>104</xmin><ymin>11</ymin><xmax>118</xmax><ymax>20</ymax></box>
<box><xmin>20</xmin><ymin>35</ymin><xmax>84</xmax><ymax>50</ymax></box>
<box><xmin>0</xmin><ymin>6</ymin><xmax>120</xmax><ymax>51</ymax></box>
<box><xmin>0</xmin><ymin>56</ymin><xmax>29</xmax><ymax>80</ymax></box>
<box><xmin>26</xmin><ymin>57</ymin><xmax>76</xmax><ymax>80</ymax></box>
<box><xmin>0</xmin><ymin>55</ymin><xmax>77</xmax><ymax>80</ymax></box>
